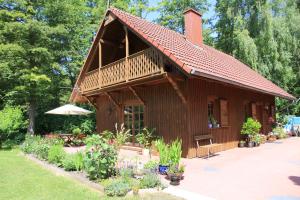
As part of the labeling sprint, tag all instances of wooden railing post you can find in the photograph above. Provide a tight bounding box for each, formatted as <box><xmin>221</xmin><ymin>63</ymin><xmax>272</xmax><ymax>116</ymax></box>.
<box><xmin>98</xmin><ymin>42</ymin><xmax>102</xmax><ymax>89</ymax></box>
<box><xmin>160</xmin><ymin>53</ymin><xmax>164</xmax><ymax>74</ymax></box>
<box><xmin>124</xmin><ymin>26</ymin><xmax>129</xmax><ymax>82</ymax></box>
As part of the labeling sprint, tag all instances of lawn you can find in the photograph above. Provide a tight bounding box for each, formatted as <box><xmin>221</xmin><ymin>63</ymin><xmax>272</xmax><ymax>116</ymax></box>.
<box><xmin>0</xmin><ymin>149</ymin><xmax>101</xmax><ymax>200</ymax></box>
<box><xmin>0</xmin><ymin>149</ymin><xmax>182</xmax><ymax>200</ymax></box>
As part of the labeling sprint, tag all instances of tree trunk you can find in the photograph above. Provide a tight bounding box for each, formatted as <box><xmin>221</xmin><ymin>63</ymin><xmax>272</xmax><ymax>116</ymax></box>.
<box><xmin>27</xmin><ymin>101</ymin><xmax>36</xmax><ymax>135</ymax></box>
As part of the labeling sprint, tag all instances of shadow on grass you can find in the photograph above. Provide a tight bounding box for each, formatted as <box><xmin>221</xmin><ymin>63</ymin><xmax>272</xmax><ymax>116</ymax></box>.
<box><xmin>289</xmin><ymin>176</ymin><xmax>300</xmax><ymax>186</ymax></box>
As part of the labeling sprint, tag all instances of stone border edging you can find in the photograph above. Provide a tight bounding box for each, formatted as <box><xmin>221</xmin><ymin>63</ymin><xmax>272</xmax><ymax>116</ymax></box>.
<box><xmin>23</xmin><ymin>153</ymin><xmax>104</xmax><ymax>193</ymax></box>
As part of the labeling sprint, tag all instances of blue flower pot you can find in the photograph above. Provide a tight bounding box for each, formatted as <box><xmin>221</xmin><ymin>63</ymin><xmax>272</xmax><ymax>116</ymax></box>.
<box><xmin>158</xmin><ymin>165</ymin><xmax>169</xmax><ymax>175</ymax></box>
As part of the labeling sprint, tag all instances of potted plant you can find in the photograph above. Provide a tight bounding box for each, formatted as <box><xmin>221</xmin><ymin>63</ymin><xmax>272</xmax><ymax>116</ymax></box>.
<box><xmin>209</xmin><ymin>115</ymin><xmax>218</xmax><ymax>128</ymax></box>
<box><xmin>238</xmin><ymin>140</ymin><xmax>246</xmax><ymax>148</ymax></box>
<box><xmin>167</xmin><ymin>165</ymin><xmax>181</xmax><ymax>186</ymax></box>
<box><xmin>253</xmin><ymin>134</ymin><xmax>261</xmax><ymax>147</ymax></box>
<box><xmin>136</xmin><ymin>127</ymin><xmax>156</xmax><ymax>156</ymax></box>
<box><xmin>155</xmin><ymin>139</ymin><xmax>170</xmax><ymax>174</ymax></box>
<box><xmin>241</xmin><ymin>118</ymin><xmax>261</xmax><ymax>148</ymax></box>
<box><xmin>259</xmin><ymin>134</ymin><xmax>267</xmax><ymax>144</ymax></box>
<box><xmin>178</xmin><ymin>163</ymin><xmax>185</xmax><ymax>180</ymax></box>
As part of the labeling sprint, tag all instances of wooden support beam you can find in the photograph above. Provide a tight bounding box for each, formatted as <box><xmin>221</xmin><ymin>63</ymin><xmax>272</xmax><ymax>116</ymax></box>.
<box><xmin>166</xmin><ymin>75</ymin><xmax>187</xmax><ymax>104</ymax></box>
<box><xmin>85</xmin><ymin>96</ymin><xmax>98</xmax><ymax>110</ymax></box>
<box><xmin>104</xmin><ymin>14</ymin><xmax>116</xmax><ymax>26</ymax></box>
<box><xmin>100</xmin><ymin>39</ymin><xmax>124</xmax><ymax>48</ymax></box>
<box><xmin>128</xmin><ymin>86</ymin><xmax>145</xmax><ymax>104</ymax></box>
<box><xmin>104</xmin><ymin>92</ymin><xmax>121</xmax><ymax>109</ymax></box>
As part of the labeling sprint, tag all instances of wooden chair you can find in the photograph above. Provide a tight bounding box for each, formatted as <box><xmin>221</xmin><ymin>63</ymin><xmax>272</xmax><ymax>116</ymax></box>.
<box><xmin>194</xmin><ymin>134</ymin><xmax>221</xmax><ymax>158</ymax></box>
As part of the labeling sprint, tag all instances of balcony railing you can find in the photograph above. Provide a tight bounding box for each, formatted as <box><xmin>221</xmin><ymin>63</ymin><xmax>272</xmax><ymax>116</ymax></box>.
<box><xmin>80</xmin><ymin>48</ymin><xmax>163</xmax><ymax>93</ymax></box>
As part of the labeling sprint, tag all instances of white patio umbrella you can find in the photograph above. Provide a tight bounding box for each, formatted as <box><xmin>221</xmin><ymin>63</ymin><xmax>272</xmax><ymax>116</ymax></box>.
<box><xmin>45</xmin><ymin>104</ymin><xmax>92</xmax><ymax>115</ymax></box>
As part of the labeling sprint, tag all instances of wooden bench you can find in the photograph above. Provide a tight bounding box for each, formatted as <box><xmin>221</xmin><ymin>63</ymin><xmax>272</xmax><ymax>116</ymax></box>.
<box><xmin>194</xmin><ymin>134</ymin><xmax>221</xmax><ymax>158</ymax></box>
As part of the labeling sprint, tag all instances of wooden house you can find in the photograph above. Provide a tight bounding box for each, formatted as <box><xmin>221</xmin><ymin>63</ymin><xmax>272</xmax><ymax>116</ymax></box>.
<box><xmin>70</xmin><ymin>8</ymin><xmax>295</xmax><ymax>158</ymax></box>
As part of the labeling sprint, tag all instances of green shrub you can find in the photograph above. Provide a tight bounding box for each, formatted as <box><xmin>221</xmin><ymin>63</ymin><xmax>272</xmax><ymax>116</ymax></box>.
<box><xmin>241</xmin><ymin>118</ymin><xmax>261</xmax><ymax>141</ymax></box>
<box><xmin>136</xmin><ymin>127</ymin><xmax>156</xmax><ymax>148</ymax></box>
<box><xmin>62</xmin><ymin>154</ymin><xmax>77</xmax><ymax>171</ymax></box>
<box><xmin>114</xmin><ymin>123</ymin><xmax>131</xmax><ymax>148</ymax></box>
<box><xmin>80</xmin><ymin>119</ymin><xmax>95</xmax><ymax>135</ymax></box>
<box><xmin>72</xmin><ymin>127</ymin><xmax>81</xmax><ymax>136</ymax></box>
<box><xmin>0</xmin><ymin>106</ymin><xmax>26</xmax><ymax>148</ymax></box>
<box><xmin>73</xmin><ymin>151</ymin><xmax>84</xmax><ymax>171</ymax></box>
<box><xmin>101</xmin><ymin>130</ymin><xmax>114</xmax><ymax>141</ymax></box>
<box><xmin>21</xmin><ymin>135</ymin><xmax>40</xmax><ymax>153</ymax></box>
<box><xmin>273</xmin><ymin>127</ymin><xmax>287</xmax><ymax>139</ymax></box>
<box><xmin>104</xmin><ymin>180</ymin><xmax>131</xmax><ymax>197</ymax></box>
<box><xmin>83</xmin><ymin>134</ymin><xmax>118</xmax><ymax>180</ymax></box>
<box><xmin>62</xmin><ymin>152</ymin><xmax>84</xmax><ymax>171</ymax></box>
<box><xmin>21</xmin><ymin>136</ymin><xmax>63</xmax><ymax>160</ymax></box>
<box><xmin>169</xmin><ymin>139</ymin><xmax>182</xmax><ymax>166</ymax></box>
<box><xmin>119</xmin><ymin>168</ymin><xmax>134</xmax><ymax>181</ymax></box>
<box><xmin>144</xmin><ymin>160</ymin><xmax>158</xmax><ymax>171</ymax></box>
<box><xmin>155</xmin><ymin>139</ymin><xmax>170</xmax><ymax>166</ymax></box>
<box><xmin>48</xmin><ymin>145</ymin><xmax>66</xmax><ymax>166</ymax></box>
<box><xmin>140</xmin><ymin>173</ymin><xmax>161</xmax><ymax>189</ymax></box>
<box><xmin>34</xmin><ymin>139</ymin><xmax>51</xmax><ymax>160</ymax></box>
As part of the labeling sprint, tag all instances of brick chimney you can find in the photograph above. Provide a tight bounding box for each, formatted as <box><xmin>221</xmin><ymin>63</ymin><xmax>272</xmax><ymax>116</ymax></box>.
<box><xmin>183</xmin><ymin>8</ymin><xmax>203</xmax><ymax>46</ymax></box>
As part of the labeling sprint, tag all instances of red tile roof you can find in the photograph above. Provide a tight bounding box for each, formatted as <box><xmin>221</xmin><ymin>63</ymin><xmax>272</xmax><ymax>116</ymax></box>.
<box><xmin>108</xmin><ymin>7</ymin><xmax>295</xmax><ymax>100</ymax></box>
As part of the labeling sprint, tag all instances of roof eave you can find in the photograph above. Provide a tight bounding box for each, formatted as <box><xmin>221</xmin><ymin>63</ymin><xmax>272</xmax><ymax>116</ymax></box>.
<box><xmin>190</xmin><ymin>69</ymin><xmax>296</xmax><ymax>101</ymax></box>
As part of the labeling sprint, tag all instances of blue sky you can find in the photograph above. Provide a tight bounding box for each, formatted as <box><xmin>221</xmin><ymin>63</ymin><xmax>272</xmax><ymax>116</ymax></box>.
<box><xmin>145</xmin><ymin>0</ymin><xmax>217</xmax><ymax>29</ymax></box>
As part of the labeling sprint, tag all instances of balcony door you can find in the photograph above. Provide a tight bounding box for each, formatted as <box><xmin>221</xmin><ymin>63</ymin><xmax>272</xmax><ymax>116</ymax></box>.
<box><xmin>124</xmin><ymin>104</ymin><xmax>144</xmax><ymax>145</ymax></box>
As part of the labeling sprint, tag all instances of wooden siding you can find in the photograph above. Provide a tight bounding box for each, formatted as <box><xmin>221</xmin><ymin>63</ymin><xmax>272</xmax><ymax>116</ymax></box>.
<box><xmin>187</xmin><ymin>78</ymin><xmax>275</xmax><ymax>158</ymax></box>
<box><xmin>95</xmin><ymin>77</ymin><xmax>275</xmax><ymax>158</ymax></box>
<box><xmin>96</xmin><ymin>82</ymin><xmax>190</xmax><ymax>156</ymax></box>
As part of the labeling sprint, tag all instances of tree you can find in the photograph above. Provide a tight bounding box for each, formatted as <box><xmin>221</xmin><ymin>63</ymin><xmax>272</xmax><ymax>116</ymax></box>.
<box><xmin>156</xmin><ymin>0</ymin><xmax>209</xmax><ymax>33</ymax></box>
<box><xmin>214</xmin><ymin>0</ymin><xmax>300</xmax><ymax>117</ymax></box>
<box><xmin>0</xmin><ymin>0</ymin><xmax>151</xmax><ymax>135</ymax></box>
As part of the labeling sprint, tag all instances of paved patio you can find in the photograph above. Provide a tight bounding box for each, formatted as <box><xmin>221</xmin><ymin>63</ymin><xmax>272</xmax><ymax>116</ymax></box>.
<box><xmin>178</xmin><ymin>137</ymin><xmax>300</xmax><ymax>200</ymax></box>
<box><xmin>64</xmin><ymin>137</ymin><xmax>300</xmax><ymax>200</ymax></box>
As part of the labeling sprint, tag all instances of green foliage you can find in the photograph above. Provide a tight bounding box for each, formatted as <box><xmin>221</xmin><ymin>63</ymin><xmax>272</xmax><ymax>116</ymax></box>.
<box><xmin>215</xmin><ymin>0</ymin><xmax>300</xmax><ymax>116</ymax></box>
<box><xmin>20</xmin><ymin>135</ymin><xmax>42</xmax><ymax>154</ymax></box>
<box><xmin>136</xmin><ymin>127</ymin><xmax>156</xmax><ymax>148</ymax></box>
<box><xmin>119</xmin><ymin>168</ymin><xmax>134</xmax><ymax>180</ymax></box>
<box><xmin>83</xmin><ymin>134</ymin><xmax>118</xmax><ymax>180</ymax></box>
<box><xmin>144</xmin><ymin>160</ymin><xmax>158</xmax><ymax>171</ymax></box>
<box><xmin>241</xmin><ymin>118</ymin><xmax>261</xmax><ymax>141</ymax></box>
<box><xmin>84</xmin><ymin>134</ymin><xmax>102</xmax><ymax>148</ymax></box>
<box><xmin>273</xmin><ymin>127</ymin><xmax>287</xmax><ymax>139</ymax></box>
<box><xmin>155</xmin><ymin>139</ymin><xmax>170</xmax><ymax>166</ymax></box>
<box><xmin>72</xmin><ymin>128</ymin><xmax>81</xmax><ymax>136</ymax></box>
<box><xmin>0</xmin><ymin>106</ymin><xmax>26</xmax><ymax>148</ymax></box>
<box><xmin>104</xmin><ymin>180</ymin><xmax>131</xmax><ymax>197</ymax></box>
<box><xmin>101</xmin><ymin>130</ymin><xmax>114</xmax><ymax>141</ymax></box>
<box><xmin>21</xmin><ymin>135</ymin><xmax>63</xmax><ymax>160</ymax></box>
<box><xmin>62</xmin><ymin>154</ymin><xmax>77</xmax><ymax>171</ymax></box>
<box><xmin>48</xmin><ymin>145</ymin><xmax>66</xmax><ymax>166</ymax></box>
<box><xmin>156</xmin><ymin>0</ymin><xmax>209</xmax><ymax>33</ymax></box>
<box><xmin>140</xmin><ymin>173</ymin><xmax>161</xmax><ymax>189</ymax></box>
<box><xmin>169</xmin><ymin>139</ymin><xmax>182</xmax><ymax>166</ymax></box>
<box><xmin>114</xmin><ymin>123</ymin><xmax>131</xmax><ymax>148</ymax></box>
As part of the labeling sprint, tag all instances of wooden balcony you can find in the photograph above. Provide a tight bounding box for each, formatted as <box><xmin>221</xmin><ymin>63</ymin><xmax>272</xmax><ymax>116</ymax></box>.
<box><xmin>80</xmin><ymin>48</ymin><xmax>164</xmax><ymax>93</ymax></box>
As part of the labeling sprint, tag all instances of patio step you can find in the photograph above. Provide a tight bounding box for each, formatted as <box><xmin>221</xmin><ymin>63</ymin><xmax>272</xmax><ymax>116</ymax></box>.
<box><xmin>121</xmin><ymin>145</ymin><xmax>143</xmax><ymax>152</ymax></box>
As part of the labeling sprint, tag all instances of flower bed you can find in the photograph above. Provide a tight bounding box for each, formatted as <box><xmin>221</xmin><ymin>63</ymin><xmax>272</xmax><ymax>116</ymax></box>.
<box><xmin>20</xmin><ymin>128</ymin><xmax>167</xmax><ymax>198</ymax></box>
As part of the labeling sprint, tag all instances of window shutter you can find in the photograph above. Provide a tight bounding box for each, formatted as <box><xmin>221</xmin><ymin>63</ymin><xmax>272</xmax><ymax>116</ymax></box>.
<box><xmin>220</xmin><ymin>99</ymin><xmax>229</xmax><ymax>127</ymax></box>
<box><xmin>251</xmin><ymin>103</ymin><xmax>257</xmax><ymax>120</ymax></box>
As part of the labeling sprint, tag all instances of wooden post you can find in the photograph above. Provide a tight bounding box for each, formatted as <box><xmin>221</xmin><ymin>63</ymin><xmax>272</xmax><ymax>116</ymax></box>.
<box><xmin>124</xmin><ymin>26</ymin><xmax>129</xmax><ymax>82</ymax></box>
<box><xmin>160</xmin><ymin>53</ymin><xmax>164</xmax><ymax>74</ymax></box>
<box><xmin>98</xmin><ymin>42</ymin><xmax>102</xmax><ymax>89</ymax></box>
